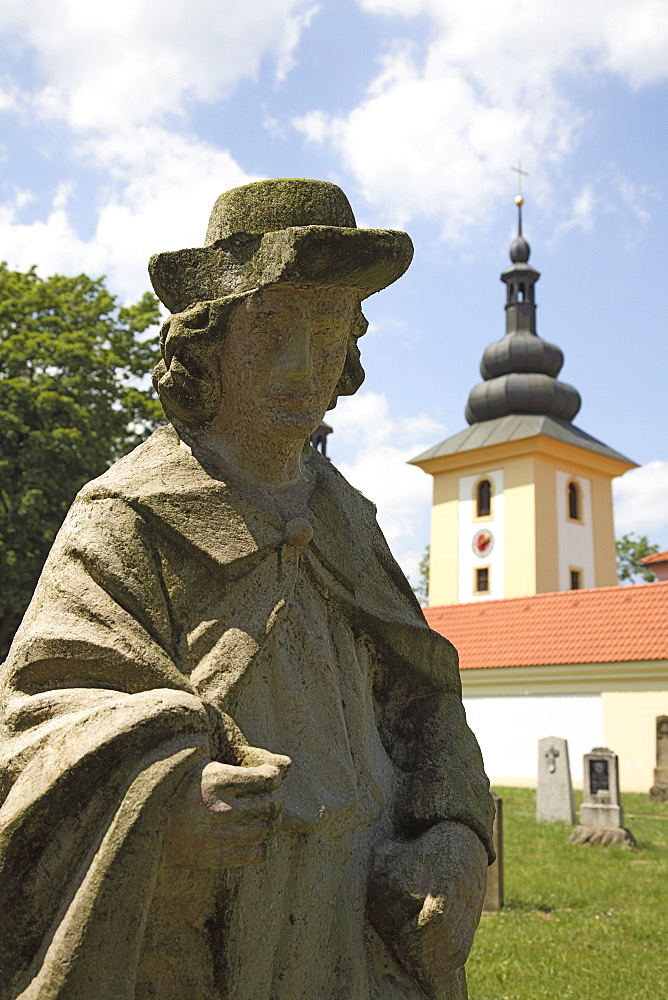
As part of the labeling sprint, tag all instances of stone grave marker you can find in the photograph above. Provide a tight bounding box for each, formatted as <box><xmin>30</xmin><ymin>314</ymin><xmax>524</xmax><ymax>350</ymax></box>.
<box><xmin>536</xmin><ymin>735</ymin><xmax>575</xmax><ymax>824</ymax></box>
<box><xmin>570</xmin><ymin>747</ymin><xmax>635</xmax><ymax>846</ymax></box>
<box><xmin>483</xmin><ymin>792</ymin><xmax>504</xmax><ymax>912</ymax></box>
<box><xmin>649</xmin><ymin>715</ymin><xmax>668</xmax><ymax>801</ymax></box>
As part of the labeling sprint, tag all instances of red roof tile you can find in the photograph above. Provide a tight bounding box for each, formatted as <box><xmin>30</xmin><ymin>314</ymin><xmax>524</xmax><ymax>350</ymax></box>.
<box><xmin>640</xmin><ymin>549</ymin><xmax>668</xmax><ymax>566</ymax></box>
<box><xmin>424</xmin><ymin>581</ymin><xmax>668</xmax><ymax>669</ymax></box>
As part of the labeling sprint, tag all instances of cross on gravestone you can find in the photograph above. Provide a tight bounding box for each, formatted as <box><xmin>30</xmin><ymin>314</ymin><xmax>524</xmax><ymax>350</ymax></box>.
<box><xmin>545</xmin><ymin>745</ymin><xmax>559</xmax><ymax>773</ymax></box>
<box><xmin>536</xmin><ymin>736</ymin><xmax>575</xmax><ymax>825</ymax></box>
<box><xmin>570</xmin><ymin>747</ymin><xmax>635</xmax><ymax>847</ymax></box>
<box><xmin>650</xmin><ymin>715</ymin><xmax>668</xmax><ymax>801</ymax></box>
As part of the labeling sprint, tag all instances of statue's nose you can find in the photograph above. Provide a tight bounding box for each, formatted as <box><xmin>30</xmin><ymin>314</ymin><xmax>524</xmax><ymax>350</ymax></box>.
<box><xmin>277</xmin><ymin>321</ymin><xmax>313</xmax><ymax>378</ymax></box>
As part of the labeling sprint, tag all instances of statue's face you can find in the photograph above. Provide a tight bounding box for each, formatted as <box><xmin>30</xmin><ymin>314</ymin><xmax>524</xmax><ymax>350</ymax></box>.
<box><xmin>213</xmin><ymin>284</ymin><xmax>358</xmax><ymax>442</ymax></box>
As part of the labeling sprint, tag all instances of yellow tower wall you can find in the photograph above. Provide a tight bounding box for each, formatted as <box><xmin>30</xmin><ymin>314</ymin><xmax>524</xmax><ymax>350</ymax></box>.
<box><xmin>533</xmin><ymin>451</ymin><xmax>618</xmax><ymax>590</ymax></box>
<box><xmin>420</xmin><ymin>433</ymin><xmax>632</xmax><ymax>607</ymax></box>
<box><xmin>429</xmin><ymin>473</ymin><xmax>459</xmax><ymax>606</ymax></box>
<box><xmin>533</xmin><ymin>455</ymin><xmax>560</xmax><ymax>593</ymax></box>
<box><xmin>591</xmin><ymin>474</ymin><xmax>618</xmax><ymax>587</ymax></box>
<box><xmin>502</xmin><ymin>454</ymin><xmax>537</xmax><ymax>598</ymax></box>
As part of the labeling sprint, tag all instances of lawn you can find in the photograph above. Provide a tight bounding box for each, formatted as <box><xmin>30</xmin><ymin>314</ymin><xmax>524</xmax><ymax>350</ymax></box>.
<box><xmin>466</xmin><ymin>787</ymin><xmax>668</xmax><ymax>1000</ymax></box>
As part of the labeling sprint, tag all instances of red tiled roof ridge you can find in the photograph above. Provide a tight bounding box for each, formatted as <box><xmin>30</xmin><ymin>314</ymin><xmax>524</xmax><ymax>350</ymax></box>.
<box><xmin>424</xmin><ymin>579</ymin><xmax>668</xmax><ymax>670</ymax></box>
<box><xmin>640</xmin><ymin>549</ymin><xmax>668</xmax><ymax>565</ymax></box>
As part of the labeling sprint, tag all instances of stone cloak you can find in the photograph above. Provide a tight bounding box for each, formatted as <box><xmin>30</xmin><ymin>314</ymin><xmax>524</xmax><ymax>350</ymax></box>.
<box><xmin>0</xmin><ymin>425</ymin><xmax>493</xmax><ymax>1000</ymax></box>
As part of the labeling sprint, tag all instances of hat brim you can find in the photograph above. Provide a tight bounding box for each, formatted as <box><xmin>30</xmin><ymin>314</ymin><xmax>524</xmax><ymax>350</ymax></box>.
<box><xmin>149</xmin><ymin>225</ymin><xmax>413</xmax><ymax>315</ymax></box>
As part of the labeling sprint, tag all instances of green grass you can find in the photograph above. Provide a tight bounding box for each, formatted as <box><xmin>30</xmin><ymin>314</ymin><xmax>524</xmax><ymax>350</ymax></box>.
<box><xmin>466</xmin><ymin>787</ymin><xmax>668</xmax><ymax>1000</ymax></box>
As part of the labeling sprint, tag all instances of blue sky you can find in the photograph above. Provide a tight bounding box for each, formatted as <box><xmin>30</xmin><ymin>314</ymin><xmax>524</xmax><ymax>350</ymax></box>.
<box><xmin>1</xmin><ymin>0</ymin><xmax>667</xmax><ymax>580</ymax></box>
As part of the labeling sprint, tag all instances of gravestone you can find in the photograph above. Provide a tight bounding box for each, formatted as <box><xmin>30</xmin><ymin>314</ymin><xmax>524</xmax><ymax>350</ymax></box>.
<box><xmin>570</xmin><ymin>747</ymin><xmax>635</xmax><ymax>847</ymax></box>
<box><xmin>536</xmin><ymin>736</ymin><xmax>575</xmax><ymax>824</ymax></box>
<box><xmin>649</xmin><ymin>715</ymin><xmax>668</xmax><ymax>801</ymax></box>
<box><xmin>482</xmin><ymin>792</ymin><xmax>504</xmax><ymax>912</ymax></box>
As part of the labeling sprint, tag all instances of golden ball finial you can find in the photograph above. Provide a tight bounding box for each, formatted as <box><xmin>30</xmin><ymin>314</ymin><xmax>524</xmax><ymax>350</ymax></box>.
<box><xmin>515</xmin><ymin>194</ymin><xmax>524</xmax><ymax>206</ymax></box>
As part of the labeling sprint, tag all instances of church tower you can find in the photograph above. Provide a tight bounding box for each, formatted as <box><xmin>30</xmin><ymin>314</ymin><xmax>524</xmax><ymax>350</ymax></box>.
<box><xmin>410</xmin><ymin>196</ymin><xmax>636</xmax><ymax>606</ymax></box>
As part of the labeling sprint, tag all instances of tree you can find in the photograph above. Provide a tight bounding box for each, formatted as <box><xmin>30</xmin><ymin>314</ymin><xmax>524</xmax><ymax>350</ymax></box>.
<box><xmin>0</xmin><ymin>263</ymin><xmax>162</xmax><ymax>657</ymax></box>
<box><xmin>616</xmin><ymin>532</ymin><xmax>661</xmax><ymax>584</ymax></box>
<box><xmin>413</xmin><ymin>544</ymin><xmax>430</xmax><ymax>605</ymax></box>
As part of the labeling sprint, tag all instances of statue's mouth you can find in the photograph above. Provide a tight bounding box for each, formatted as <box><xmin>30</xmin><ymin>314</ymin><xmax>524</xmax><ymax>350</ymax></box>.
<box><xmin>272</xmin><ymin>382</ymin><xmax>317</xmax><ymax>408</ymax></box>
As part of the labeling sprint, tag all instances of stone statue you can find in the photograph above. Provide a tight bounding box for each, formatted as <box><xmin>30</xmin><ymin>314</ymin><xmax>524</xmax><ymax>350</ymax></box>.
<box><xmin>0</xmin><ymin>179</ymin><xmax>494</xmax><ymax>1000</ymax></box>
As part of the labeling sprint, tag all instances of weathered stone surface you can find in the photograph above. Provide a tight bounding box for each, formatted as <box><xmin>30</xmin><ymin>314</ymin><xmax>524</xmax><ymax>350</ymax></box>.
<box><xmin>570</xmin><ymin>747</ymin><xmax>634</xmax><ymax>848</ymax></box>
<box><xmin>536</xmin><ymin>736</ymin><xmax>576</xmax><ymax>825</ymax></box>
<box><xmin>482</xmin><ymin>793</ymin><xmax>503</xmax><ymax>912</ymax></box>
<box><xmin>650</xmin><ymin>715</ymin><xmax>668</xmax><ymax>800</ymax></box>
<box><xmin>0</xmin><ymin>179</ymin><xmax>494</xmax><ymax>1000</ymax></box>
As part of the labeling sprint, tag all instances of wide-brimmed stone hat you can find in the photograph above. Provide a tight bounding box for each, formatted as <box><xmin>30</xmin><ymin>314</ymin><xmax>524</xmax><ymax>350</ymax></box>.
<box><xmin>148</xmin><ymin>178</ymin><xmax>414</xmax><ymax>315</ymax></box>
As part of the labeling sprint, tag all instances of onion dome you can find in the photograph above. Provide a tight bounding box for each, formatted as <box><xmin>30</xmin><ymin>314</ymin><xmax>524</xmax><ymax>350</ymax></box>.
<box><xmin>465</xmin><ymin>199</ymin><xmax>581</xmax><ymax>425</ymax></box>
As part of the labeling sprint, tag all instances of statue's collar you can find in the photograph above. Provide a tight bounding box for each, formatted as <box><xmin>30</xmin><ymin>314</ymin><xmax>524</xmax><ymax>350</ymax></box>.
<box><xmin>85</xmin><ymin>424</ymin><xmax>374</xmax><ymax>592</ymax></box>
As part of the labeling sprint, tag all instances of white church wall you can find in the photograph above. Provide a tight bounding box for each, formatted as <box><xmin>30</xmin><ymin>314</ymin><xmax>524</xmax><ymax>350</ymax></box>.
<box><xmin>462</xmin><ymin>692</ymin><xmax>604</xmax><ymax>788</ymax></box>
<box><xmin>555</xmin><ymin>470</ymin><xmax>595</xmax><ymax>590</ymax></box>
<box><xmin>458</xmin><ymin>468</ymin><xmax>504</xmax><ymax>602</ymax></box>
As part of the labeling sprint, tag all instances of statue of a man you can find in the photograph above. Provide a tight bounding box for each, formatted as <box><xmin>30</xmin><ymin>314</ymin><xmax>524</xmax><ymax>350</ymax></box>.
<box><xmin>0</xmin><ymin>179</ymin><xmax>494</xmax><ymax>1000</ymax></box>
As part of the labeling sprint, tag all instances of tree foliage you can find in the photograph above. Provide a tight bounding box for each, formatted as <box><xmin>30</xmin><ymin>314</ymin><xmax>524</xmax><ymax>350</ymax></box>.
<box><xmin>615</xmin><ymin>532</ymin><xmax>660</xmax><ymax>584</ymax></box>
<box><xmin>0</xmin><ymin>263</ymin><xmax>162</xmax><ymax>656</ymax></box>
<box><xmin>413</xmin><ymin>544</ymin><xmax>430</xmax><ymax>605</ymax></box>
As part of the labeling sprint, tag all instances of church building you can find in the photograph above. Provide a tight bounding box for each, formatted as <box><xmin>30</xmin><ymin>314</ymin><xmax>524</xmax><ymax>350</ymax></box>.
<box><xmin>410</xmin><ymin>196</ymin><xmax>668</xmax><ymax>793</ymax></box>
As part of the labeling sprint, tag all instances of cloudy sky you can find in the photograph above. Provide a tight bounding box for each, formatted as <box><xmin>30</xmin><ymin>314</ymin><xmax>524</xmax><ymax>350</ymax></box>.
<box><xmin>2</xmin><ymin>0</ymin><xmax>667</xmax><ymax>582</ymax></box>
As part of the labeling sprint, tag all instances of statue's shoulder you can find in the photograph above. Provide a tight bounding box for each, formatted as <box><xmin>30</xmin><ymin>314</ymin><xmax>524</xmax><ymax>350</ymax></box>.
<box><xmin>306</xmin><ymin>445</ymin><xmax>378</xmax><ymax>517</ymax></box>
<box><xmin>306</xmin><ymin>445</ymin><xmax>382</xmax><ymax>551</ymax></box>
<box><xmin>306</xmin><ymin>449</ymin><xmax>430</xmax><ymax>629</ymax></box>
<box><xmin>78</xmin><ymin>425</ymin><xmax>189</xmax><ymax>505</ymax></box>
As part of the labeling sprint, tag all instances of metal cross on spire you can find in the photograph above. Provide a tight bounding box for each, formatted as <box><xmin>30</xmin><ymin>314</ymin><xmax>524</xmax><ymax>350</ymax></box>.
<box><xmin>511</xmin><ymin>159</ymin><xmax>528</xmax><ymax>235</ymax></box>
<box><xmin>511</xmin><ymin>159</ymin><xmax>528</xmax><ymax>203</ymax></box>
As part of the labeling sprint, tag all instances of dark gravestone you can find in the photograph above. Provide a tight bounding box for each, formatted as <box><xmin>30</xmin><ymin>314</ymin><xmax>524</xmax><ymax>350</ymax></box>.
<box><xmin>589</xmin><ymin>758</ymin><xmax>609</xmax><ymax>794</ymax></box>
<box><xmin>650</xmin><ymin>715</ymin><xmax>668</xmax><ymax>801</ymax></box>
<box><xmin>570</xmin><ymin>747</ymin><xmax>635</xmax><ymax>847</ymax></box>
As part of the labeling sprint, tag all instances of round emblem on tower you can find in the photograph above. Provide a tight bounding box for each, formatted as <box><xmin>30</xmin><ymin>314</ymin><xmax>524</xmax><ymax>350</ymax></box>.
<box><xmin>472</xmin><ymin>529</ymin><xmax>494</xmax><ymax>557</ymax></box>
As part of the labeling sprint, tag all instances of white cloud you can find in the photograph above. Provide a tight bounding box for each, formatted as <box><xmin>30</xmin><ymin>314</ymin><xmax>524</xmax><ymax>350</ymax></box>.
<box><xmin>551</xmin><ymin>184</ymin><xmax>597</xmax><ymax>241</ymax></box>
<box><xmin>1</xmin><ymin>0</ymin><xmax>316</xmax><ymax>131</ymax></box>
<box><xmin>0</xmin><ymin>78</ymin><xmax>20</xmax><ymax>113</ymax></box>
<box><xmin>0</xmin><ymin>128</ymin><xmax>256</xmax><ymax>300</ymax></box>
<box><xmin>613</xmin><ymin>460</ymin><xmax>668</xmax><ymax>547</ymax></box>
<box><xmin>0</xmin><ymin>1</ymin><xmax>317</xmax><ymax>297</ymax></box>
<box><xmin>331</xmin><ymin>390</ymin><xmax>444</xmax><ymax>581</ymax></box>
<box><xmin>550</xmin><ymin>170</ymin><xmax>655</xmax><ymax>247</ymax></box>
<box><xmin>613</xmin><ymin>173</ymin><xmax>653</xmax><ymax>226</ymax></box>
<box><xmin>296</xmin><ymin>0</ymin><xmax>668</xmax><ymax>237</ymax></box>
<box><xmin>274</xmin><ymin>4</ymin><xmax>320</xmax><ymax>82</ymax></box>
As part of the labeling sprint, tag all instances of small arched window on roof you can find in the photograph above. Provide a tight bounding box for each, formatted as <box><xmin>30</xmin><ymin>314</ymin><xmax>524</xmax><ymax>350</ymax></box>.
<box><xmin>477</xmin><ymin>478</ymin><xmax>492</xmax><ymax>518</ymax></box>
<box><xmin>568</xmin><ymin>480</ymin><xmax>580</xmax><ymax>521</ymax></box>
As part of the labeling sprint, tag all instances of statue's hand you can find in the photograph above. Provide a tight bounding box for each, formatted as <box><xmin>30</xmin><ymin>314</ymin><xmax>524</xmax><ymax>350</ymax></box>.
<box><xmin>164</xmin><ymin>747</ymin><xmax>291</xmax><ymax>869</ymax></box>
<box><xmin>367</xmin><ymin>822</ymin><xmax>487</xmax><ymax>998</ymax></box>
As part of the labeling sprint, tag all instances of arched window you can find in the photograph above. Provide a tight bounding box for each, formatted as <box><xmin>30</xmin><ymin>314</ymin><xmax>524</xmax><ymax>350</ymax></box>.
<box><xmin>477</xmin><ymin>479</ymin><xmax>492</xmax><ymax>518</ymax></box>
<box><xmin>568</xmin><ymin>481</ymin><xmax>580</xmax><ymax>521</ymax></box>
